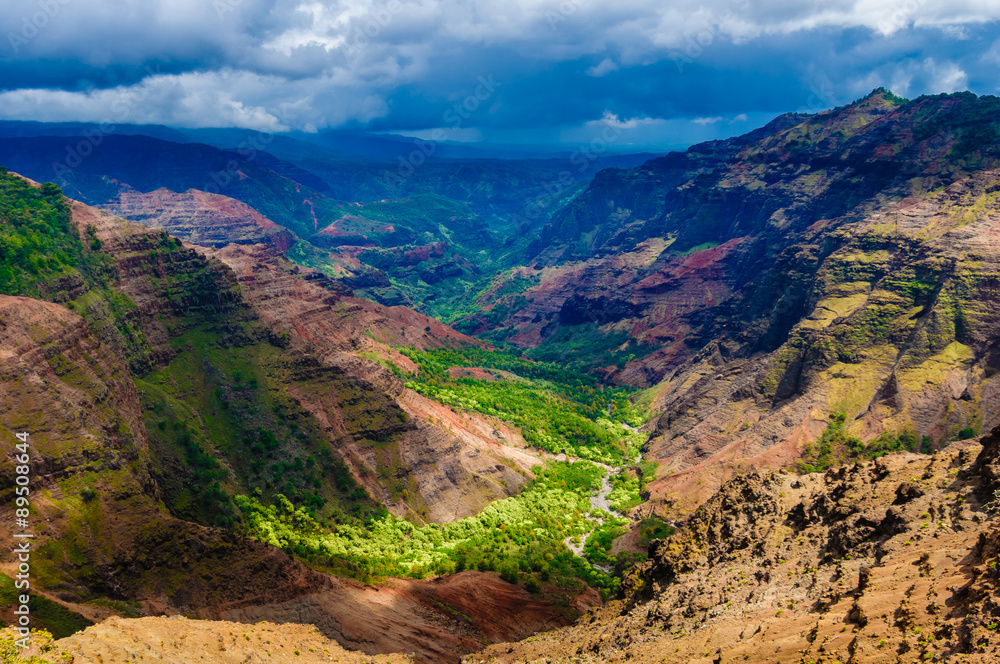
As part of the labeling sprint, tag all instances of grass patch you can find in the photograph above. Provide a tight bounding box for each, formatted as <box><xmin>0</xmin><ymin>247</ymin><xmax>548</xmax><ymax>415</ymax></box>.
<box><xmin>400</xmin><ymin>346</ymin><xmax>647</xmax><ymax>463</ymax></box>
<box><xmin>0</xmin><ymin>575</ymin><xmax>92</xmax><ymax>639</ymax></box>
<box><xmin>797</xmin><ymin>413</ymin><xmax>916</xmax><ymax>473</ymax></box>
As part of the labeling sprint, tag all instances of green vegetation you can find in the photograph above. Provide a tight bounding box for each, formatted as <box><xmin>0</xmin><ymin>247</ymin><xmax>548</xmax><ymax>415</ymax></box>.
<box><xmin>137</xmin><ymin>329</ymin><xmax>385</xmax><ymax>527</ymax></box>
<box><xmin>607</xmin><ymin>461</ymin><xmax>658</xmax><ymax>512</ymax></box>
<box><xmin>582</xmin><ymin>516</ymin><xmax>630</xmax><ymax>566</ymax></box>
<box><xmin>0</xmin><ymin>627</ymin><xmax>73</xmax><ymax>663</ymax></box>
<box><xmin>523</xmin><ymin>322</ymin><xmax>655</xmax><ymax>374</ymax></box>
<box><xmin>873</xmin><ymin>87</ymin><xmax>909</xmax><ymax>106</ymax></box>
<box><xmin>0</xmin><ymin>169</ymin><xmax>655</xmax><ymax>613</ymax></box>
<box><xmin>0</xmin><ymin>174</ymin><xmax>386</xmax><ymax>533</ymax></box>
<box><xmin>675</xmin><ymin>241</ymin><xmax>720</xmax><ymax>257</ymax></box>
<box><xmin>607</xmin><ymin>473</ymin><xmax>642</xmax><ymax>512</ymax></box>
<box><xmin>237</xmin><ymin>461</ymin><xmax>622</xmax><ymax>594</ymax></box>
<box><xmin>290</xmin><ymin>194</ymin><xmax>527</xmax><ymax>319</ymax></box>
<box><xmin>0</xmin><ymin>169</ymin><xmax>109</xmax><ymax>297</ymax></box>
<box><xmin>399</xmin><ymin>346</ymin><xmax>646</xmax><ymax>463</ymax></box>
<box><xmin>797</xmin><ymin>413</ymin><xmax>916</xmax><ymax>473</ymax></box>
<box><xmin>0</xmin><ymin>575</ymin><xmax>91</xmax><ymax>639</ymax></box>
<box><xmin>636</xmin><ymin>516</ymin><xmax>676</xmax><ymax>547</ymax></box>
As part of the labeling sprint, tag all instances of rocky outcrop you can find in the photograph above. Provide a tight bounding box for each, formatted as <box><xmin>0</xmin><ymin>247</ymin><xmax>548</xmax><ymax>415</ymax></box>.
<box><xmin>973</xmin><ymin>424</ymin><xmax>1000</xmax><ymax>497</ymax></box>
<box><xmin>471</xmin><ymin>440</ymin><xmax>1000</xmax><ymax>663</ymax></box>
<box><xmin>24</xmin><ymin>617</ymin><xmax>412</xmax><ymax>664</ymax></box>
<box><xmin>102</xmin><ymin>188</ymin><xmax>296</xmax><ymax>249</ymax></box>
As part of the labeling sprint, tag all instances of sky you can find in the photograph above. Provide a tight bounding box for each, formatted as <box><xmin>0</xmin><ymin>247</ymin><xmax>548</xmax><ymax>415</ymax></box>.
<box><xmin>1</xmin><ymin>0</ymin><xmax>999</xmax><ymax>150</ymax></box>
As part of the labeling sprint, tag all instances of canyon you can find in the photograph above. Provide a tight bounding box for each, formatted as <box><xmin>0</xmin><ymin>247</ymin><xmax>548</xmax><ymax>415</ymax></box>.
<box><xmin>3</xmin><ymin>89</ymin><xmax>1000</xmax><ymax>662</ymax></box>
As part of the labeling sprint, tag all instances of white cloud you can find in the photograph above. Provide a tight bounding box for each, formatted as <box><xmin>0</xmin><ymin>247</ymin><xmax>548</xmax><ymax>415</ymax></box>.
<box><xmin>692</xmin><ymin>116</ymin><xmax>723</xmax><ymax>125</ymax></box>
<box><xmin>0</xmin><ymin>73</ymin><xmax>290</xmax><ymax>131</ymax></box>
<box><xmin>0</xmin><ymin>69</ymin><xmax>391</xmax><ymax>131</ymax></box>
<box><xmin>586</xmin><ymin>57</ymin><xmax>619</xmax><ymax>77</ymax></box>
<box><xmin>926</xmin><ymin>59</ymin><xmax>969</xmax><ymax>93</ymax></box>
<box><xmin>0</xmin><ymin>0</ymin><xmax>997</xmax><ymax>131</ymax></box>
<box><xmin>586</xmin><ymin>111</ymin><xmax>662</xmax><ymax>130</ymax></box>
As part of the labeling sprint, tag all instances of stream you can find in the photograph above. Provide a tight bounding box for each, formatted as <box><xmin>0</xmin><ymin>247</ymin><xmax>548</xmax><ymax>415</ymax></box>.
<box><xmin>561</xmin><ymin>460</ymin><xmax>630</xmax><ymax>572</ymax></box>
<box><xmin>557</xmin><ymin>420</ymin><xmax>647</xmax><ymax>570</ymax></box>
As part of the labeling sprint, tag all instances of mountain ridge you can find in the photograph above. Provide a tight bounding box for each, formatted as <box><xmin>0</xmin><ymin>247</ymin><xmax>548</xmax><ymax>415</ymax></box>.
<box><xmin>0</xmin><ymin>170</ymin><xmax>596</xmax><ymax>662</ymax></box>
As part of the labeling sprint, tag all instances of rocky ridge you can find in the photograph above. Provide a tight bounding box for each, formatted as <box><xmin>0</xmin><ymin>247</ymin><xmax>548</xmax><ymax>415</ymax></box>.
<box><xmin>200</xmin><ymin>241</ymin><xmax>544</xmax><ymax>523</ymax></box>
<box><xmin>461</xmin><ymin>90</ymin><xmax>1000</xmax><ymax>508</ymax></box>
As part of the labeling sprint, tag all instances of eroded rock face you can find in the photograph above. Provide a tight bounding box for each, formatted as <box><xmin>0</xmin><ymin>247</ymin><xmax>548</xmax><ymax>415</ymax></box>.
<box><xmin>973</xmin><ymin>425</ymin><xmax>1000</xmax><ymax>500</ymax></box>
<box><xmin>471</xmin><ymin>442</ymin><xmax>1000</xmax><ymax>663</ymax></box>
<box><xmin>102</xmin><ymin>188</ymin><xmax>295</xmax><ymax>249</ymax></box>
<box><xmin>563</xmin><ymin>167</ymin><xmax>1000</xmax><ymax>510</ymax></box>
<box><xmin>69</xmin><ymin>199</ymin><xmax>538</xmax><ymax>526</ymax></box>
<box><xmin>0</xmin><ymin>293</ymin><xmax>327</xmax><ymax>621</ymax></box>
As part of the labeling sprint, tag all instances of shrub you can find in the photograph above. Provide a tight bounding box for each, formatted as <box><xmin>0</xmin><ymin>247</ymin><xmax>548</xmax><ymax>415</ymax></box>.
<box><xmin>498</xmin><ymin>562</ymin><xmax>519</xmax><ymax>584</ymax></box>
<box><xmin>798</xmin><ymin>415</ymin><xmax>916</xmax><ymax>473</ymax></box>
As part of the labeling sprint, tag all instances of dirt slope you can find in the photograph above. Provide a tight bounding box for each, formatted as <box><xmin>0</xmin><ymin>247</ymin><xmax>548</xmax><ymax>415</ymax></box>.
<box><xmin>223</xmin><ymin>571</ymin><xmax>598</xmax><ymax>664</ymax></box>
<box><xmin>6</xmin><ymin>617</ymin><xmax>412</xmax><ymax>663</ymax></box>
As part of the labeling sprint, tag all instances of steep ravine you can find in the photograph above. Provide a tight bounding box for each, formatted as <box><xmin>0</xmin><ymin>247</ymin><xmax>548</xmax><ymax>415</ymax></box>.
<box><xmin>464</xmin><ymin>91</ymin><xmax>1000</xmax><ymax>514</ymax></box>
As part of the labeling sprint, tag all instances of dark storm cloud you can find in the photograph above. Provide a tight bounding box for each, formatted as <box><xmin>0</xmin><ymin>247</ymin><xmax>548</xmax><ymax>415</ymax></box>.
<box><xmin>0</xmin><ymin>0</ymin><xmax>998</xmax><ymax>144</ymax></box>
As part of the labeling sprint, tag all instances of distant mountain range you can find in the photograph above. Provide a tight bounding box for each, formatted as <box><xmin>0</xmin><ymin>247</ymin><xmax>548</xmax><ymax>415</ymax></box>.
<box><xmin>0</xmin><ymin>119</ymin><xmax>661</xmax><ymax>161</ymax></box>
<box><xmin>0</xmin><ymin>122</ymin><xmax>653</xmax><ymax>315</ymax></box>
